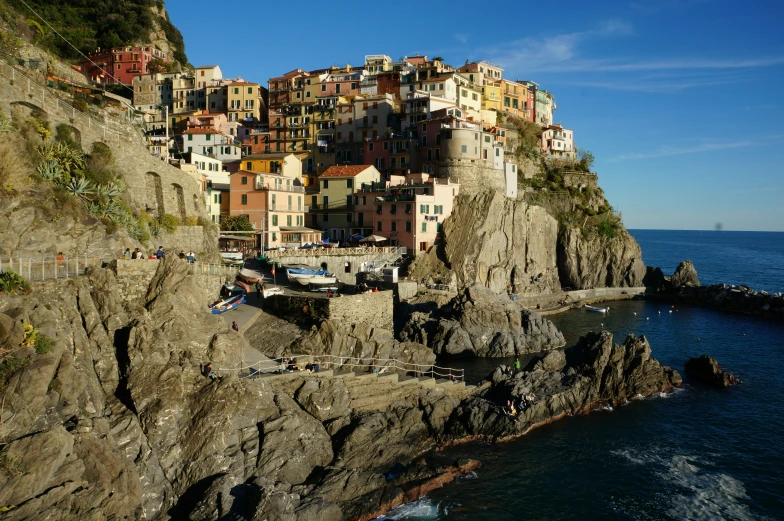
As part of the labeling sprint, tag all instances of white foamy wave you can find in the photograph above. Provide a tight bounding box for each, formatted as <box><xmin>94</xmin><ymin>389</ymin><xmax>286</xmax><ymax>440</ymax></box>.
<box><xmin>664</xmin><ymin>455</ymin><xmax>767</xmax><ymax>521</ymax></box>
<box><xmin>457</xmin><ymin>470</ymin><xmax>478</xmax><ymax>481</ymax></box>
<box><xmin>612</xmin><ymin>449</ymin><xmax>768</xmax><ymax>521</ymax></box>
<box><xmin>599</xmin><ymin>405</ymin><xmax>614</xmax><ymax>412</ymax></box>
<box><xmin>380</xmin><ymin>497</ymin><xmax>446</xmax><ymax>520</ymax></box>
<box><xmin>652</xmin><ymin>387</ymin><xmax>687</xmax><ymax>399</ymax></box>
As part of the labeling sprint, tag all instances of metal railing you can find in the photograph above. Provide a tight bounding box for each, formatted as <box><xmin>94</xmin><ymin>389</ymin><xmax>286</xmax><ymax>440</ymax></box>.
<box><xmin>0</xmin><ymin>256</ymin><xmax>240</xmax><ymax>282</ymax></box>
<box><xmin>0</xmin><ymin>255</ymin><xmax>103</xmax><ymax>281</ymax></box>
<box><xmin>265</xmin><ymin>246</ymin><xmax>398</xmax><ymax>258</ymax></box>
<box><xmin>218</xmin><ymin>354</ymin><xmax>465</xmax><ymax>382</ymax></box>
<box><xmin>0</xmin><ymin>60</ymin><xmax>132</xmax><ymax>143</ymax></box>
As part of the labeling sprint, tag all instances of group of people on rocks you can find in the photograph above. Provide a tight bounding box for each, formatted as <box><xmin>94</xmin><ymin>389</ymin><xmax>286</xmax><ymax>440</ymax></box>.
<box><xmin>122</xmin><ymin>247</ymin><xmax>196</xmax><ymax>263</ymax></box>
<box><xmin>504</xmin><ymin>393</ymin><xmax>537</xmax><ymax>417</ymax></box>
<box><xmin>280</xmin><ymin>353</ymin><xmax>320</xmax><ymax>374</ymax></box>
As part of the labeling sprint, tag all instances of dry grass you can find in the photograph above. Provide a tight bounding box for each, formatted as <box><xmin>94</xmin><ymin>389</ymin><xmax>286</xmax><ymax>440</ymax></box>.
<box><xmin>0</xmin><ymin>134</ymin><xmax>32</xmax><ymax>196</ymax></box>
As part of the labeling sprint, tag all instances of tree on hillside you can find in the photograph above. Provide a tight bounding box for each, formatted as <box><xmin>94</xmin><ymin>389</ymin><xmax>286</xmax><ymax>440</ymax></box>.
<box><xmin>577</xmin><ymin>149</ymin><xmax>595</xmax><ymax>172</ymax></box>
<box><xmin>220</xmin><ymin>215</ymin><xmax>254</xmax><ymax>232</ymax></box>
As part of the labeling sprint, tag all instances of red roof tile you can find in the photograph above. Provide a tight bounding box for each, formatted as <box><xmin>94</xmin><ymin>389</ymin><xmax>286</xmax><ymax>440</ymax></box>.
<box><xmin>320</xmin><ymin>165</ymin><xmax>375</xmax><ymax>178</ymax></box>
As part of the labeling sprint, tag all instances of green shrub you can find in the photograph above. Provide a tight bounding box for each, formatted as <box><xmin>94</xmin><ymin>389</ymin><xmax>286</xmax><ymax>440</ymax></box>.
<box><xmin>157</xmin><ymin>213</ymin><xmax>179</xmax><ymax>233</ymax></box>
<box><xmin>73</xmin><ymin>97</ymin><xmax>88</xmax><ymax>113</ymax></box>
<box><xmin>0</xmin><ymin>269</ymin><xmax>30</xmax><ymax>295</ymax></box>
<box><xmin>596</xmin><ymin>218</ymin><xmax>620</xmax><ymax>239</ymax></box>
<box><xmin>0</xmin><ymin>357</ymin><xmax>28</xmax><ymax>391</ymax></box>
<box><xmin>54</xmin><ymin>123</ymin><xmax>80</xmax><ymax>151</ymax></box>
<box><xmin>182</xmin><ymin>216</ymin><xmax>198</xmax><ymax>226</ymax></box>
<box><xmin>35</xmin><ymin>334</ymin><xmax>54</xmax><ymax>354</ymax></box>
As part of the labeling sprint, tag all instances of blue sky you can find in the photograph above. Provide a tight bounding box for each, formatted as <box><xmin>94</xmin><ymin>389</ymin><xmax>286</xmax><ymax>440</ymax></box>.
<box><xmin>166</xmin><ymin>0</ymin><xmax>784</xmax><ymax>231</ymax></box>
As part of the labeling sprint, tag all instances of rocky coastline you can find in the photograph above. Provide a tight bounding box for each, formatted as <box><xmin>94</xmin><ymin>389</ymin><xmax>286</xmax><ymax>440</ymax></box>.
<box><xmin>0</xmin><ymin>256</ymin><xmax>682</xmax><ymax>521</ymax></box>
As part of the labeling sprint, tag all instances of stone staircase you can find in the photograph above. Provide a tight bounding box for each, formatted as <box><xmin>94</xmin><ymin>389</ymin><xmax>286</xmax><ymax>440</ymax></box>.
<box><xmin>250</xmin><ymin>367</ymin><xmax>478</xmax><ymax>413</ymax></box>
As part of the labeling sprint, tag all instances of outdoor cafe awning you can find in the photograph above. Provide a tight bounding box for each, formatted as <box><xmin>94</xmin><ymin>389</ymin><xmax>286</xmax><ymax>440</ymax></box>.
<box><xmin>359</xmin><ymin>234</ymin><xmax>387</xmax><ymax>243</ymax></box>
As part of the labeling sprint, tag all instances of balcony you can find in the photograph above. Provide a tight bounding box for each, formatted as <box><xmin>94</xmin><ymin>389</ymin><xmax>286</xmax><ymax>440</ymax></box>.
<box><xmin>256</xmin><ymin>182</ymin><xmax>305</xmax><ymax>193</ymax></box>
<box><xmin>270</xmin><ymin>204</ymin><xmax>309</xmax><ymax>212</ymax></box>
<box><xmin>309</xmin><ymin>200</ymin><xmax>354</xmax><ymax>211</ymax></box>
<box><xmin>402</xmin><ymin>105</ymin><xmax>427</xmax><ymax>115</ymax></box>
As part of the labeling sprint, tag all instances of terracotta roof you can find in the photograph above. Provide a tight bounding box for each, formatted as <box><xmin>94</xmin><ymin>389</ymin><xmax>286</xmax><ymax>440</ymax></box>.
<box><xmin>229</xmin><ymin>81</ymin><xmax>258</xmax><ymax>86</ymax></box>
<box><xmin>320</xmin><ymin>165</ymin><xmax>375</xmax><ymax>178</ymax></box>
<box><xmin>231</xmin><ymin>169</ymin><xmax>283</xmax><ymax>177</ymax></box>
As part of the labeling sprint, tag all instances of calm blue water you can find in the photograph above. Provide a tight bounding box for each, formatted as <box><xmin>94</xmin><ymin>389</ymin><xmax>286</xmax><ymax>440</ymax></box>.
<box><xmin>390</xmin><ymin>230</ymin><xmax>784</xmax><ymax>521</ymax></box>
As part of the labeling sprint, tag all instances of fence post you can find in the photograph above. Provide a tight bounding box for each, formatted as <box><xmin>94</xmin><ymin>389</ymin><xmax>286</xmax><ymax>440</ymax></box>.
<box><xmin>41</xmin><ymin>256</ymin><xmax>44</xmax><ymax>281</ymax></box>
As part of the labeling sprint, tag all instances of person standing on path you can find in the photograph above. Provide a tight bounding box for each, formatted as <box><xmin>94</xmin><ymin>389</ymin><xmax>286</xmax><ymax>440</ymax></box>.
<box><xmin>255</xmin><ymin>281</ymin><xmax>262</xmax><ymax>299</ymax></box>
<box><xmin>231</xmin><ymin>321</ymin><xmax>239</xmax><ymax>332</ymax></box>
<box><xmin>156</xmin><ymin>246</ymin><xmax>164</xmax><ymax>259</ymax></box>
<box><xmin>514</xmin><ymin>357</ymin><xmax>521</xmax><ymax>373</ymax></box>
<box><xmin>123</xmin><ymin>248</ymin><xmax>131</xmax><ymax>259</ymax></box>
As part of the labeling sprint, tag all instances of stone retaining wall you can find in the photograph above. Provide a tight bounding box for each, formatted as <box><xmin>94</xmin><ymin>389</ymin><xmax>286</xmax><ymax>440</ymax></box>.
<box><xmin>266</xmin><ymin>290</ymin><xmax>393</xmax><ymax>329</ymax></box>
<box><xmin>269</xmin><ymin>252</ymin><xmax>397</xmax><ymax>285</ymax></box>
<box><xmin>440</xmin><ymin>159</ymin><xmax>505</xmax><ymax>195</ymax></box>
<box><xmin>112</xmin><ymin>259</ymin><xmax>228</xmax><ymax>306</ymax></box>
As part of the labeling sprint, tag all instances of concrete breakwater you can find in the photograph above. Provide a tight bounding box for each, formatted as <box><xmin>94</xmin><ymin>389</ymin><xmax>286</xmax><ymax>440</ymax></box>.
<box><xmin>662</xmin><ymin>283</ymin><xmax>784</xmax><ymax>320</ymax></box>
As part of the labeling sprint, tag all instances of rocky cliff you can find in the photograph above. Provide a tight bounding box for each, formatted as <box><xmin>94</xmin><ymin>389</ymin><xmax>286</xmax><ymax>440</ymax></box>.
<box><xmin>557</xmin><ymin>224</ymin><xmax>646</xmax><ymax>290</ymax></box>
<box><xmin>410</xmin><ymin>190</ymin><xmax>561</xmax><ymax>295</ymax></box>
<box><xmin>410</xmin><ymin>189</ymin><xmax>646</xmax><ymax>297</ymax></box>
<box><xmin>0</xmin><ymin>257</ymin><xmax>682</xmax><ymax>521</ymax></box>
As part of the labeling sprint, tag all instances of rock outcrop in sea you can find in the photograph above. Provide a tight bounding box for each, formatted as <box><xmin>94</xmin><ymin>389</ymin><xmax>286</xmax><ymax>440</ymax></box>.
<box><xmin>399</xmin><ymin>284</ymin><xmax>564</xmax><ymax>357</ymax></box>
<box><xmin>685</xmin><ymin>355</ymin><xmax>740</xmax><ymax>387</ymax></box>
<box><xmin>445</xmin><ymin>331</ymin><xmax>682</xmax><ymax>441</ymax></box>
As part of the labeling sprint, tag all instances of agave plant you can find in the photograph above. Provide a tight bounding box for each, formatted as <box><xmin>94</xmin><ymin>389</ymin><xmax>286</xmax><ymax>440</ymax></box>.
<box><xmin>38</xmin><ymin>141</ymin><xmax>86</xmax><ymax>175</ymax></box>
<box><xmin>36</xmin><ymin>160</ymin><xmax>65</xmax><ymax>183</ymax></box>
<box><xmin>0</xmin><ymin>115</ymin><xmax>13</xmax><ymax>133</ymax></box>
<box><xmin>66</xmin><ymin>176</ymin><xmax>95</xmax><ymax>201</ymax></box>
<box><xmin>95</xmin><ymin>180</ymin><xmax>125</xmax><ymax>199</ymax></box>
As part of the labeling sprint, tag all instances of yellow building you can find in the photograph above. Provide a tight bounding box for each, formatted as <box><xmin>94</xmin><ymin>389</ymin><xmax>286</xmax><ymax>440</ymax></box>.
<box><xmin>240</xmin><ymin>153</ymin><xmax>303</xmax><ymax>181</ymax></box>
<box><xmin>481</xmin><ymin>82</ymin><xmax>502</xmax><ymax>112</ymax></box>
<box><xmin>228</xmin><ymin>81</ymin><xmax>261</xmax><ymax>122</ymax></box>
<box><xmin>500</xmin><ymin>79</ymin><xmax>531</xmax><ymax>120</ymax></box>
<box><xmin>308</xmin><ymin>164</ymin><xmax>381</xmax><ymax>241</ymax></box>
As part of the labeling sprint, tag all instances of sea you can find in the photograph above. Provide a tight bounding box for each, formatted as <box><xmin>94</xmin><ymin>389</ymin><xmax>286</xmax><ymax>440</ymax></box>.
<box><xmin>386</xmin><ymin>230</ymin><xmax>784</xmax><ymax>521</ymax></box>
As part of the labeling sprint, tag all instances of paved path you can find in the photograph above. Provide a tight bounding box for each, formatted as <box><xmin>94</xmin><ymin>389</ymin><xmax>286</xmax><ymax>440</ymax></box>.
<box><xmin>220</xmin><ymin>291</ymin><xmax>276</xmax><ymax>371</ymax></box>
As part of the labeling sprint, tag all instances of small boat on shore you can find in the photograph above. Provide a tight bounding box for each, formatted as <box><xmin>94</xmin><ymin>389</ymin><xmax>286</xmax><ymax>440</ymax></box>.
<box><xmin>287</xmin><ymin>267</ymin><xmax>328</xmax><ymax>282</ymax></box>
<box><xmin>238</xmin><ymin>268</ymin><xmax>264</xmax><ymax>284</ymax></box>
<box><xmin>295</xmin><ymin>275</ymin><xmax>338</xmax><ymax>286</ymax></box>
<box><xmin>263</xmin><ymin>286</ymin><xmax>284</xmax><ymax>298</ymax></box>
<box><xmin>209</xmin><ymin>294</ymin><xmax>245</xmax><ymax>314</ymax></box>
<box><xmin>585</xmin><ymin>305</ymin><xmax>609</xmax><ymax>313</ymax></box>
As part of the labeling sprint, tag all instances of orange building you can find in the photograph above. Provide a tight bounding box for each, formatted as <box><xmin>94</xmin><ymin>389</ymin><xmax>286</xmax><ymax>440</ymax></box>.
<box><xmin>229</xmin><ymin>170</ymin><xmax>320</xmax><ymax>248</ymax></box>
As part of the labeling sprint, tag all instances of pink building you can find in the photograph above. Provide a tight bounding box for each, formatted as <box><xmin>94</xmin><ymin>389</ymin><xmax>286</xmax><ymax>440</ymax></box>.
<box><xmin>352</xmin><ymin>174</ymin><xmax>460</xmax><ymax>254</ymax></box>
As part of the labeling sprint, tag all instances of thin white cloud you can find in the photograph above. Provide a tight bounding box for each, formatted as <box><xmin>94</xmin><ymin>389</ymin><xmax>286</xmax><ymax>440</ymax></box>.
<box><xmin>611</xmin><ymin>140</ymin><xmax>754</xmax><ymax>161</ymax></box>
<box><xmin>454</xmin><ymin>33</ymin><xmax>468</xmax><ymax>44</ymax></box>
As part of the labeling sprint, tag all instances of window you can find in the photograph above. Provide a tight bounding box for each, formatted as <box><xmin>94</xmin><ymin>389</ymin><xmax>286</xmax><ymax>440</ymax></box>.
<box><xmin>241</xmin><ymin>194</ymin><xmax>247</xmax><ymax>205</ymax></box>
<box><xmin>346</xmin><ymin>213</ymin><xmax>352</xmax><ymax>222</ymax></box>
<box><xmin>346</xmin><ymin>179</ymin><xmax>353</xmax><ymax>189</ymax></box>
<box><xmin>323</xmin><ymin>179</ymin><xmax>329</xmax><ymax>188</ymax></box>
<box><xmin>234</xmin><ymin>88</ymin><xmax>239</xmax><ymax>94</ymax></box>
<box><xmin>437</xmin><ymin>222</ymin><xmax>442</xmax><ymax>232</ymax></box>
<box><xmin>377</xmin><ymin>221</ymin><xmax>382</xmax><ymax>231</ymax></box>
<box><xmin>406</xmin><ymin>221</ymin><xmax>412</xmax><ymax>232</ymax></box>
<box><xmin>287</xmin><ymin>215</ymin><xmax>292</xmax><ymax>226</ymax></box>
<box><xmin>206</xmin><ymin>134</ymin><xmax>211</xmax><ymax>141</ymax></box>
<box><xmin>241</xmin><ymin>176</ymin><xmax>248</xmax><ymax>185</ymax></box>
<box><xmin>419</xmin><ymin>204</ymin><xmax>430</xmax><ymax>214</ymax></box>
<box><xmin>368</xmin><ymin>143</ymin><xmax>374</xmax><ymax>151</ymax></box>
<box><xmin>391</xmin><ymin>221</ymin><xmax>397</xmax><ymax>232</ymax></box>
<box><xmin>272</xmin><ymin>232</ymin><xmax>277</xmax><ymax>241</ymax></box>
<box><xmin>461</xmin><ymin>145</ymin><xmax>467</xmax><ymax>153</ymax></box>
<box><xmin>272</xmin><ymin>215</ymin><xmax>278</xmax><ymax>226</ymax></box>
<box><xmin>383</xmin><ymin>141</ymin><xmax>388</xmax><ymax>150</ymax></box>
<box><xmin>188</xmin><ymin>134</ymin><xmax>193</xmax><ymax>141</ymax></box>
<box><xmin>496</xmin><ymin>148</ymin><xmax>500</xmax><ymax>156</ymax></box>
<box><xmin>421</xmin><ymin>222</ymin><xmax>427</xmax><ymax>232</ymax></box>
<box><xmin>419</xmin><ymin>241</ymin><xmax>428</xmax><ymax>251</ymax></box>
<box><xmin>321</xmin><ymin>84</ymin><xmax>326</xmax><ymax>92</ymax></box>
<box><xmin>485</xmin><ymin>136</ymin><xmax>491</xmax><ymax>143</ymax></box>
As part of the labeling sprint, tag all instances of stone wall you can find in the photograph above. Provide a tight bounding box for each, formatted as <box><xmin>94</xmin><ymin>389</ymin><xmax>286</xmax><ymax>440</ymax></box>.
<box><xmin>269</xmin><ymin>252</ymin><xmax>398</xmax><ymax>285</ymax></box>
<box><xmin>111</xmin><ymin>259</ymin><xmax>228</xmax><ymax>306</ymax></box>
<box><xmin>0</xmin><ymin>69</ymin><xmax>218</xmax><ymax>259</ymax></box>
<box><xmin>440</xmin><ymin>158</ymin><xmax>505</xmax><ymax>195</ymax></box>
<box><xmin>562</xmin><ymin>172</ymin><xmax>599</xmax><ymax>190</ymax></box>
<box><xmin>266</xmin><ymin>290</ymin><xmax>393</xmax><ymax>329</ymax></box>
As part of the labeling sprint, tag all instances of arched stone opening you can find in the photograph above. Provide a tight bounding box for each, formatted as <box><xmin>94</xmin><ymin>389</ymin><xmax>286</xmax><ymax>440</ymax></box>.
<box><xmin>145</xmin><ymin>172</ymin><xmax>165</xmax><ymax>217</ymax></box>
<box><xmin>172</xmin><ymin>183</ymin><xmax>186</xmax><ymax>220</ymax></box>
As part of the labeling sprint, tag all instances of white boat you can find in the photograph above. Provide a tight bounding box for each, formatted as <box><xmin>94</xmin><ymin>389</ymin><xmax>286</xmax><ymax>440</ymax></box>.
<box><xmin>263</xmin><ymin>286</ymin><xmax>284</xmax><ymax>298</ymax></box>
<box><xmin>220</xmin><ymin>251</ymin><xmax>244</xmax><ymax>261</ymax></box>
<box><xmin>295</xmin><ymin>275</ymin><xmax>338</xmax><ymax>286</ymax></box>
<box><xmin>585</xmin><ymin>305</ymin><xmax>609</xmax><ymax>313</ymax></box>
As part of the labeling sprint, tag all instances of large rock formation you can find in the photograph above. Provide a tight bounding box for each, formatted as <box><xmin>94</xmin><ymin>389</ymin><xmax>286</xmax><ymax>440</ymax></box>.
<box><xmin>410</xmin><ymin>191</ymin><xmax>560</xmax><ymax>295</ymax></box>
<box><xmin>557</xmin><ymin>224</ymin><xmax>646</xmax><ymax>290</ymax></box>
<box><xmin>400</xmin><ymin>285</ymin><xmax>564</xmax><ymax>357</ymax></box>
<box><xmin>445</xmin><ymin>332</ymin><xmax>682</xmax><ymax>440</ymax></box>
<box><xmin>644</xmin><ymin>259</ymin><xmax>701</xmax><ymax>292</ymax></box>
<box><xmin>0</xmin><ymin>256</ymin><xmax>681</xmax><ymax>521</ymax></box>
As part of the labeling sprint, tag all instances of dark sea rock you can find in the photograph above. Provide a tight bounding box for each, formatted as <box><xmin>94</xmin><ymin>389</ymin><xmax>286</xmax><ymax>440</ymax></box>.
<box><xmin>400</xmin><ymin>284</ymin><xmax>565</xmax><ymax>357</ymax></box>
<box><xmin>685</xmin><ymin>355</ymin><xmax>740</xmax><ymax>387</ymax></box>
<box><xmin>645</xmin><ymin>259</ymin><xmax>700</xmax><ymax>292</ymax></box>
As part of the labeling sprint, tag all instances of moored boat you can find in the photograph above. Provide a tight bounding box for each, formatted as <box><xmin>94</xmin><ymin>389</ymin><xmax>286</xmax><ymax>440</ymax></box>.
<box><xmin>585</xmin><ymin>305</ymin><xmax>609</xmax><ymax>313</ymax></box>
<box><xmin>295</xmin><ymin>275</ymin><xmax>337</xmax><ymax>286</ymax></box>
<box><xmin>208</xmin><ymin>294</ymin><xmax>245</xmax><ymax>314</ymax></box>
